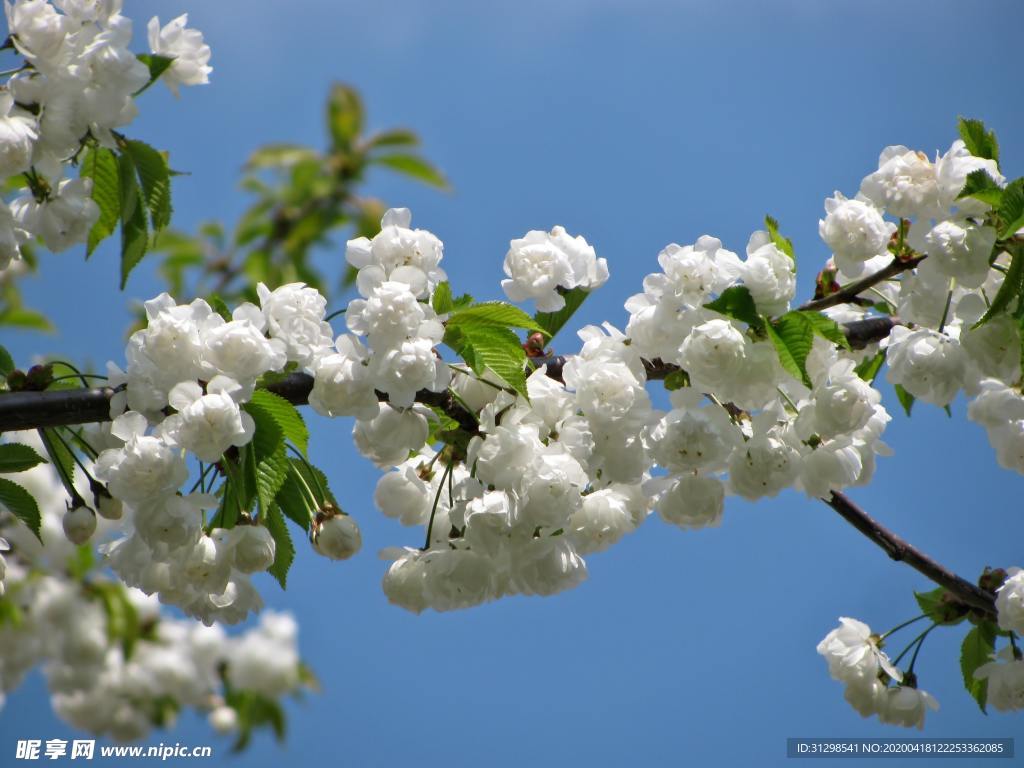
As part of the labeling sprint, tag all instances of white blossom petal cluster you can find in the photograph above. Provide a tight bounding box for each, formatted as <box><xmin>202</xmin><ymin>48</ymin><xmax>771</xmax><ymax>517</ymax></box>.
<box><xmin>502</xmin><ymin>225</ymin><xmax>609</xmax><ymax>311</ymax></box>
<box><xmin>378</xmin><ymin>356</ymin><xmax>651</xmax><ymax>614</ymax></box>
<box><xmin>817</xmin><ymin>617</ymin><xmax>938</xmax><ymax>729</ymax></box>
<box><xmin>0</xmin><ymin>435</ymin><xmax>304</xmax><ymax>741</ymax></box>
<box><xmin>0</xmin><ymin>0</ymin><xmax>210</xmax><ymax>267</ymax></box>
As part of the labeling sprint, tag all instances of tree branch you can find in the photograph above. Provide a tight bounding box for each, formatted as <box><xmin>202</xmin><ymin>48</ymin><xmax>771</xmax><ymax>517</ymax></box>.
<box><xmin>825</xmin><ymin>490</ymin><xmax>996</xmax><ymax>616</ymax></box>
<box><xmin>799</xmin><ymin>256</ymin><xmax>924</xmax><ymax>312</ymax></box>
<box><xmin>4</xmin><ymin>313</ymin><xmax>990</xmax><ymax>618</ymax></box>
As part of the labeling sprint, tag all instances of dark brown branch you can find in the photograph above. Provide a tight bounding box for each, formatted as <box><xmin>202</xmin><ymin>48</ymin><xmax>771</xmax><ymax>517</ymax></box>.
<box><xmin>0</xmin><ymin>375</ymin><xmax>480</xmax><ymax>436</ymax></box>
<box><xmin>825</xmin><ymin>490</ymin><xmax>996</xmax><ymax>616</ymax></box>
<box><xmin>799</xmin><ymin>256</ymin><xmax>924</xmax><ymax>312</ymax></box>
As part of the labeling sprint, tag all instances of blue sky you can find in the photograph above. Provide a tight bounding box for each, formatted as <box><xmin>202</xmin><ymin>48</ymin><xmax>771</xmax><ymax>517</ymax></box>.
<box><xmin>3</xmin><ymin>1</ymin><xmax>1024</xmax><ymax>765</ymax></box>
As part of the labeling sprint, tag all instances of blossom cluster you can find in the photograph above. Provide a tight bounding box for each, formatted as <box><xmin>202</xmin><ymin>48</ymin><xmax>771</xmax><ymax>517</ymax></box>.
<box><xmin>0</xmin><ymin>0</ymin><xmax>210</xmax><ymax>268</ymax></box>
<box><xmin>0</xmin><ymin>434</ymin><xmax>304</xmax><ymax>740</ymax></box>
<box><xmin>95</xmin><ymin>282</ymin><xmax>356</xmax><ymax>624</ymax></box>
<box><xmin>817</xmin><ymin>618</ymin><xmax>939</xmax><ymax>728</ymax></box>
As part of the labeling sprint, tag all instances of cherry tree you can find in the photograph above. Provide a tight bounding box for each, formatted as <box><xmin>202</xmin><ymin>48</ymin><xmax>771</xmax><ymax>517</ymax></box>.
<box><xmin>1</xmin><ymin>0</ymin><xmax>1024</xmax><ymax>749</ymax></box>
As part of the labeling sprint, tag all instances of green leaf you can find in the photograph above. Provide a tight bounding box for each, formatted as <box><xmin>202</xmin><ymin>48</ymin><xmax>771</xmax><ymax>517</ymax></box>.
<box><xmin>444</xmin><ymin>323</ymin><xmax>528</xmax><ymax>398</ymax></box>
<box><xmin>961</xmin><ymin>621</ymin><xmax>997</xmax><ymax>713</ymax></box>
<box><xmin>245</xmin><ymin>143</ymin><xmax>320</xmax><ymax>170</ymax></box>
<box><xmin>249</xmin><ymin>389</ymin><xmax>309</xmax><ymax>458</ymax></box>
<box><xmin>372</xmin><ymin>153</ymin><xmax>448</xmax><ymax>189</ymax></box>
<box><xmin>914</xmin><ymin>587</ymin><xmax>967</xmax><ymax>625</ymax></box>
<box><xmin>92</xmin><ymin>581</ymin><xmax>140</xmax><ymax>659</ymax></box>
<box><xmin>894</xmin><ymin>383</ymin><xmax>915</xmax><ymax>416</ymax></box>
<box><xmin>432</xmin><ymin>281</ymin><xmax>454</xmax><ymax>314</ymax></box>
<box><xmin>0</xmin><ymin>443</ymin><xmax>48</xmax><ymax>473</ymax></box>
<box><xmin>228</xmin><ymin>691</ymin><xmax>286</xmax><ymax>752</ymax></box>
<box><xmin>958</xmin><ymin>117</ymin><xmax>1000</xmax><ymax>165</ymax></box>
<box><xmin>704</xmin><ymin>286</ymin><xmax>765</xmax><ymax>334</ymax></box>
<box><xmin>79</xmin><ymin>147</ymin><xmax>120</xmax><ymax>257</ymax></box>
<box><xmin>123</xmin><ymin>140</ymin><xmax>172</xmax><ymax>232</ymax></box>
<box><xmin>957</xmin><ymin>168</ymin><xmax>1004</xmax><ymax>208</ymax></box>
<box><xmin>134</xmin><ymin>53</ymin><xmax>175</xmax><ymax>95</ymax></box>
<box><xmin>448</xmin><ymin>301</ymin><xmax>543</xmax><ymax>333</ymax></box>
<box><xmin>117</xmin><ymin>150</ymin><xmax>148</xmax><ymax>289</ymax></box>
<box><xmin>766</xmin><ymin>317</ymin><xmax>813</xmax><ymax>387</ymax></box>
<box><xmin>275</xmin><ymin>463</ymin><xmax>317</xmax><ymax>531</ymax></box>
<box><xmin>207</xmin><ymin>294</ymin><xmax>232</xmax><ymax>321</ymax></box>
<box><xmin>264</xmin><ymin>505</ymin><xmax>294</xmax><ymax>590</ymax></box>
<box><xmin>242</xmin><ymin>402</ymin><xmax>288</xmax><ymax>513</ymax></box>
<box><xmin>974</xmin><ymin>243</ymin><xmax>1024</xmax><ymax>328</ymax></box>
<box><xmin>40</xmin><ymin>427</ymin><xmax>74</xmax><ymax>487</ymax></box>
<box><xmin>0</xmin><ymin>345</ymin><xmax>14</xmax><ymax>377</ymax></box>
<box><xmin>854</xmin><ymin>350</ymin><xmax>886</xmax><ymax>383</ymax></box>
<box><xmin>0</xmin><ymin>477</ymin><xmax>41</xmax><ymax>541</ymax></box>
<box><xmin>798</xmin><ymin>310</ymin><xmax>851</xmax><ymax>350</ymax></box>
<box><xmin>326</xmin><ymin>83</ymin><xmax>363</xmax><ymax>151</ymax></box>
<box><xmin>367</xmin><ymin>128</ymin><xmax>420</xmax><ymax>149</ymax></box>
<box><xmin>0</xmin><ymin>307</ymin><xmax>53</xmax><ymax>331</ymax></box>
<box><xmin>997</xmin><ymin>178</ymin><xmax>1024</xmax><ymax>240</ymax></box>
<box><xmin>765</xmin><ymin>214</ymin><xmax>795</xmax><ymax>260</ymax></box>
<box><xmin>533</xmin><ymin>287</ymin><xmax>589</xmax><ymax>341</ymax></box>
<box><xmin>663</xmin><ymin>369</ymin><xmax>690</xmax><ymax>391</ymax></box>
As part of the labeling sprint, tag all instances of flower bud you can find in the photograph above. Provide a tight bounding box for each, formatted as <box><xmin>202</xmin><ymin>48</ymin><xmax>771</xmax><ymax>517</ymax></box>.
<box><xmin>62</xmin><ymin>503</ymin><xmax>96</xmax><ymax>545</ymax></box>
<box><xmin>312</xmin><ymin>513</ymin><xmax>361</xmax><ymax>561</ymax></box>
<box><xmin>208</xmin><ymin>706</ymin><xmax>237</xmax><ymax>734</ymax></box>
<box><xmin>90</xmin><ymin>479</ymin><xmax>122</xmax><ymax>520</ymax></box>
<box><xmin>231</xmin><ymin>524</ymin><xmax>277</xmax><ymax>573</ymax></box>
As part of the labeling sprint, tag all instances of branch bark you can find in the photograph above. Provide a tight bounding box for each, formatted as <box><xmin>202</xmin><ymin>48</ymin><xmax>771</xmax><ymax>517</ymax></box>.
<box><xmin>825</xmin><ymin>490</ymin><xmax>996</xmax><ymax>616</ymax></box>
<box><xmin>799</xmin><ymin>256</ymin><xmax>924</xmax><ymax>312</ymax></box>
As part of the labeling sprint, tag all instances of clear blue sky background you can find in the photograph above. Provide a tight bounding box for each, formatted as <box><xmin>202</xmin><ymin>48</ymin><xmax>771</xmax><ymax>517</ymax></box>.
<box><xmin>3</xmin><ymin>1</ymin><xmax>1024</xmax><ymax>765</ymax></box>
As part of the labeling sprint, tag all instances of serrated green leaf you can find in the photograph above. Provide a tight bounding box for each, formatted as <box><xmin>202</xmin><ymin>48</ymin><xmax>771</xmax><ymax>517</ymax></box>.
<box><xmin>0</xmin><ymin>345</ymin><xmax>13</xmax><ymax>377</ymax></box>
<box><xmin>958</xmin><ymin>117</ymin><xmax>1000</xmax><ymax>165</ymax></box>
<box><xmin>264</xmin><ymin>504</ymin><xmax>294</xmax><ymax>590</ymax></box>
<box><xmin>854</xmin><ymin>350</ymin><xmax>886</xmax><ymax>383</ymax></box>
<box><xmin>275</xmin><ymin>463</ymin><xmax>316</xmax><ymax>531</ymax></box>
<box><xmin>704</xmin><ymin>285</ymin><xmax>765</xmax><ymax>334</ymax></box>
<box><xmin>444</xmin><ymin>322</ymin><xmax>528</xmax><ymax>398</ymax></box>
<box><xmin>0</xmin><ymin>477</ymin><xmax>41</xmax><ymax>541</ymax></box>
<box><xmin>432</xmin><ymin>282</ymin><xmax>454</xmax><ymax>314</ymax></box>
<box><xmin>894</xmin><ymin>383</ymin><xmax>915</xmax><ymax>416</ymax></box>
<box><xmin>957</xmin><ymin>169</ymin><xmax>1004</xmax><ymax>208</ymax></box>
<box><xmin>123</xmin><ymin>140</ymin><xmax>172</xmax><ymax>233</ymax></box>
<box><xmin>242</xmin><ymin>401</ymin><xmax>288</xmax><ymax>513</ymax></box>
<box><xmin>998</xmin><ymin>178</ymin><xmax>1024</xmax><ymax>239</ymax></box>
<box><xmin>767</xmin><ymin>314</ymin><xmax>813</xmax><ymax>387</ymax></box>
<box><xmin>372</xmin><ymin>153</ymin><xmax>448</xmax><ymax>189</ymax></box>
<box><xmin>79</xmin><ymin>147</ymin><xmax>120</xmax><ymax>257</ymax></box>
<box><xmin>448</xmin><ymin>301</ymin><xmax>543</xmax><ymax>333</ymax></box>
<box><xmin>974</xmin><ymin>243</ymin><xmax>1024</xmax><ymax>328</ymax></box>
<box><xmin>961</xmin><ymin>621</ymin><xmax>997</xmax><ymax>713</ymax></box>
<box><xmin>134</xmin><ymin>53</ymin><xmax>175</xmax><ymax>95</ymax></box>
<box><xmin>249</xmin><ymin>389</ymin><xmax>309</xmax><ymax>457</ymax></box>
<box><xmin>533</xmin><ymin>287</ymin><xmax>589</xmax><ymax>341</ymax></box>
<box><xmin>798</xmin><ymin>310</ymin><xmax>852</xmax><ymax>350</ymax></box>
<box><xmin>765</xmin><ymin>214</ymin><xmax>795</xmax><ymax>261</ymax></box>
<box><xmin>117</xmin><ymin>151</ymin><xmax>148</xmax><ymax>289</ymax></box>
<box><xmin>0</xmin><ymin>443</ymin><xmax>48</xmax><ymax>473</ymax></box>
